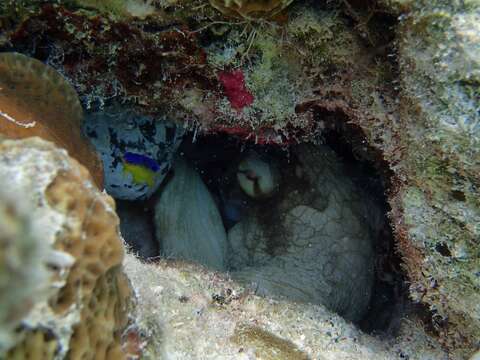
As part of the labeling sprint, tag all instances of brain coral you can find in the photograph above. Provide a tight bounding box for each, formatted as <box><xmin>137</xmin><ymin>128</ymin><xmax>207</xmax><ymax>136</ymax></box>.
<box><xmin>0</xmin><ymin>180</ymin><xmax>48</xmax><ymax>354</ymax></box>
<box><xmin>0</xmin><ymin>137</ymin><xmax>132</xmax><ymax>359</ymax></box>
<box><xmin>209</xmin><ymin>0</ymin><xmax>295</xmax><ymax>19</ymax></box>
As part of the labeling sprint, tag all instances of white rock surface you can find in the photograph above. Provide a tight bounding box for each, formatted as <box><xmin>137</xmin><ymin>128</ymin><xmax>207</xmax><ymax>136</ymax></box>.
<box><xmin>124</xmin><ymin>253</ymin><xmax>449</xmax><ymax>360</ymax></box>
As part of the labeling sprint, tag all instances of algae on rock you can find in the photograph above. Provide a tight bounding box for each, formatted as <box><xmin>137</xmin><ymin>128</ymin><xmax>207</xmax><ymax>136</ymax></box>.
<box><xmin>393</xmin><ymin>1</ymin><xmax>480</xmax><ymax>354</ymax></box>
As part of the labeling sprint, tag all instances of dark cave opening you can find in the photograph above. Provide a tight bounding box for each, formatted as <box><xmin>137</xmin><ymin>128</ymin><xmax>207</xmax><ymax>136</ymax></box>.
<box><xmin>115</xmin><ymin>120</ymin><xmax>411</xmax><ymax>336</ymax></box>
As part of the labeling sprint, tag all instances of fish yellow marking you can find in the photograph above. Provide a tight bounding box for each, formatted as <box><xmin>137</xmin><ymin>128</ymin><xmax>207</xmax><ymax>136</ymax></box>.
<box><xmin>123</xmin><ymin>163</ymin><xmax>156</xmax><ymax>187</ymax></box>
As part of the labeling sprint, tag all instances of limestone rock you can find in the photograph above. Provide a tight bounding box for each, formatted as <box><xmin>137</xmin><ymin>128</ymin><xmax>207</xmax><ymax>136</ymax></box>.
<box><xmin>392</xmin><ymin>2</ymin><xmax>480</xmax><ymax>353</ymax></box>
<box><xmin>123</xmin><ymin>253</ymin><xmax>448</xmax><ymax>359</ymax></box>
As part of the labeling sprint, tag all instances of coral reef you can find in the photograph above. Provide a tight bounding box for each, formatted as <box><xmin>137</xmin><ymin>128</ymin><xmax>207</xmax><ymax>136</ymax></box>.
<box><xmin>154</xmin><ymin>158</ymin><xmax>228</xmax><ymax>270</ymax></box>
<box><xmin>84</xmin><ymin>104</ymin><xmax>183</xmax><ymax>200</ymax></box>
<box><xmin>123</xmin><ymin>253</ymin><xmax>448</xmax><ymax>359</ymax></box>
<box><xmin>0</xmin><ymin>137</ymin><xmax>132</xmax><ymax>359</ymax></box>
<box><xmin>1</xmin><ymin>1</ymin><xmax>374</xmax><ymax>144</ymax></box>
<box><xmin>0</xmin><ymin>180</ymin><xmax>48</xmax><ymax>354</ymax></box>
<box><xmin>0</xmin><ymin>52</ymin><xmax>104</xmax><ymax>187</ymax></box>
<box><xmin>1</xmin><ymin>0</ymin><xmax>479</xmax><ymax>357</ymax></box>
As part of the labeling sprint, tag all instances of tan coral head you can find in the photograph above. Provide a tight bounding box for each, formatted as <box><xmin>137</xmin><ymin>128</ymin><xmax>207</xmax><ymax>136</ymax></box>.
<box><xmin>209</xmin><ymin>0</ymin><xmax>295</xmax><ymax>19</ymax></box>
<box><xmin>0</xmin><ymin>137</ymin><xmax>131</xmax><ymax>359</ymax></box>
<box><xmin>0</xmin><ymin>52</ymin><xmax>104</xmax><ymax>188</ymax></box>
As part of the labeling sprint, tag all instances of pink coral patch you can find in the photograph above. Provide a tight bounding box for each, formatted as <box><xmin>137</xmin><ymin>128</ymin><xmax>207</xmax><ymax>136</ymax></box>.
<box><xmin>218</xmin><ymin>70</ymin><xmax>254</xmax><ymax>111</ymax></box>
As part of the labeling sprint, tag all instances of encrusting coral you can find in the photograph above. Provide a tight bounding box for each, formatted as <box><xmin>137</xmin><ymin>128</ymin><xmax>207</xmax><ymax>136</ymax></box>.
<box><xmin>0</xmin><ymin>137</ymin><xmax>132</xmax><ymax>359</ymax></box>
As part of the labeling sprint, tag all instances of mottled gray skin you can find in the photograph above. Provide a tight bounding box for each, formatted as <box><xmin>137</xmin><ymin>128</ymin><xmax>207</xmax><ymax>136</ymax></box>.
<box><xmin>155</xmin><ymin>158</ymin><xmax>228</xmax><ymax>271</ymax></box>
<box><xmin>228</xmin><ymin>145</ymin><xmax>381</xmax><ymax>322</ymax></box>
<box><xmin>83</xmin><ymin>104</ymin><xmax>183</xmax><ymax>200</ymax></box>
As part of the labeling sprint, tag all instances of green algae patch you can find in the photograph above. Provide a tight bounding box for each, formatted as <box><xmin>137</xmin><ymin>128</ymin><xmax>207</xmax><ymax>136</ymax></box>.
<box><xmin>232</xmin><ymin>324</ymin><xmax>311</xmax><ymax>360</ymax></box>
<box><xmin>74</xmin><ymin>0</ymin><xmax>127</xmax><ymax>17</ymax></box>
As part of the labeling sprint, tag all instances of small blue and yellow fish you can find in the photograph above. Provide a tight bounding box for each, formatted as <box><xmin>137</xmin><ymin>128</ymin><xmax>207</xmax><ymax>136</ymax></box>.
<box><xmin>122</xmin><ymin>152</ymin><xmax>160</xmax><ymax>188</ymax></box>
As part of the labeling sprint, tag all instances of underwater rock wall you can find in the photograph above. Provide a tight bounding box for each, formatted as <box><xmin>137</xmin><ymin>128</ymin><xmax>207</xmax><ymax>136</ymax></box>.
<box><xmin>0</xmin><ymin>0</ymin><xmax>388</xmax><ymax>143</ymax></box>
<box><xmin>386</xmin><ymin>1</ymin><xmax>480</xmax><ymax>354</ymax></box>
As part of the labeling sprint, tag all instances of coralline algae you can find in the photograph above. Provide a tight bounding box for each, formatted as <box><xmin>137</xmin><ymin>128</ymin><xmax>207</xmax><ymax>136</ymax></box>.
<box><xmin>84</xmin><ymin>104</ymin><xmax>183</xmax><ymax>200</ymax></box>
<box><xmin>218</xmin><ymin>70</ymin><xmax>255</xmax><ymax>112</ymax></box>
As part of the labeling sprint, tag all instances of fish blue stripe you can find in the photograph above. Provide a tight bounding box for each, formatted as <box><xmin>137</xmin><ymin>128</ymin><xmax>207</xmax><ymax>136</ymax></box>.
<box><xmin>123</xmin><ymin>152</ymin><xmax>160</xmax><ymax>172</ymax></box>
